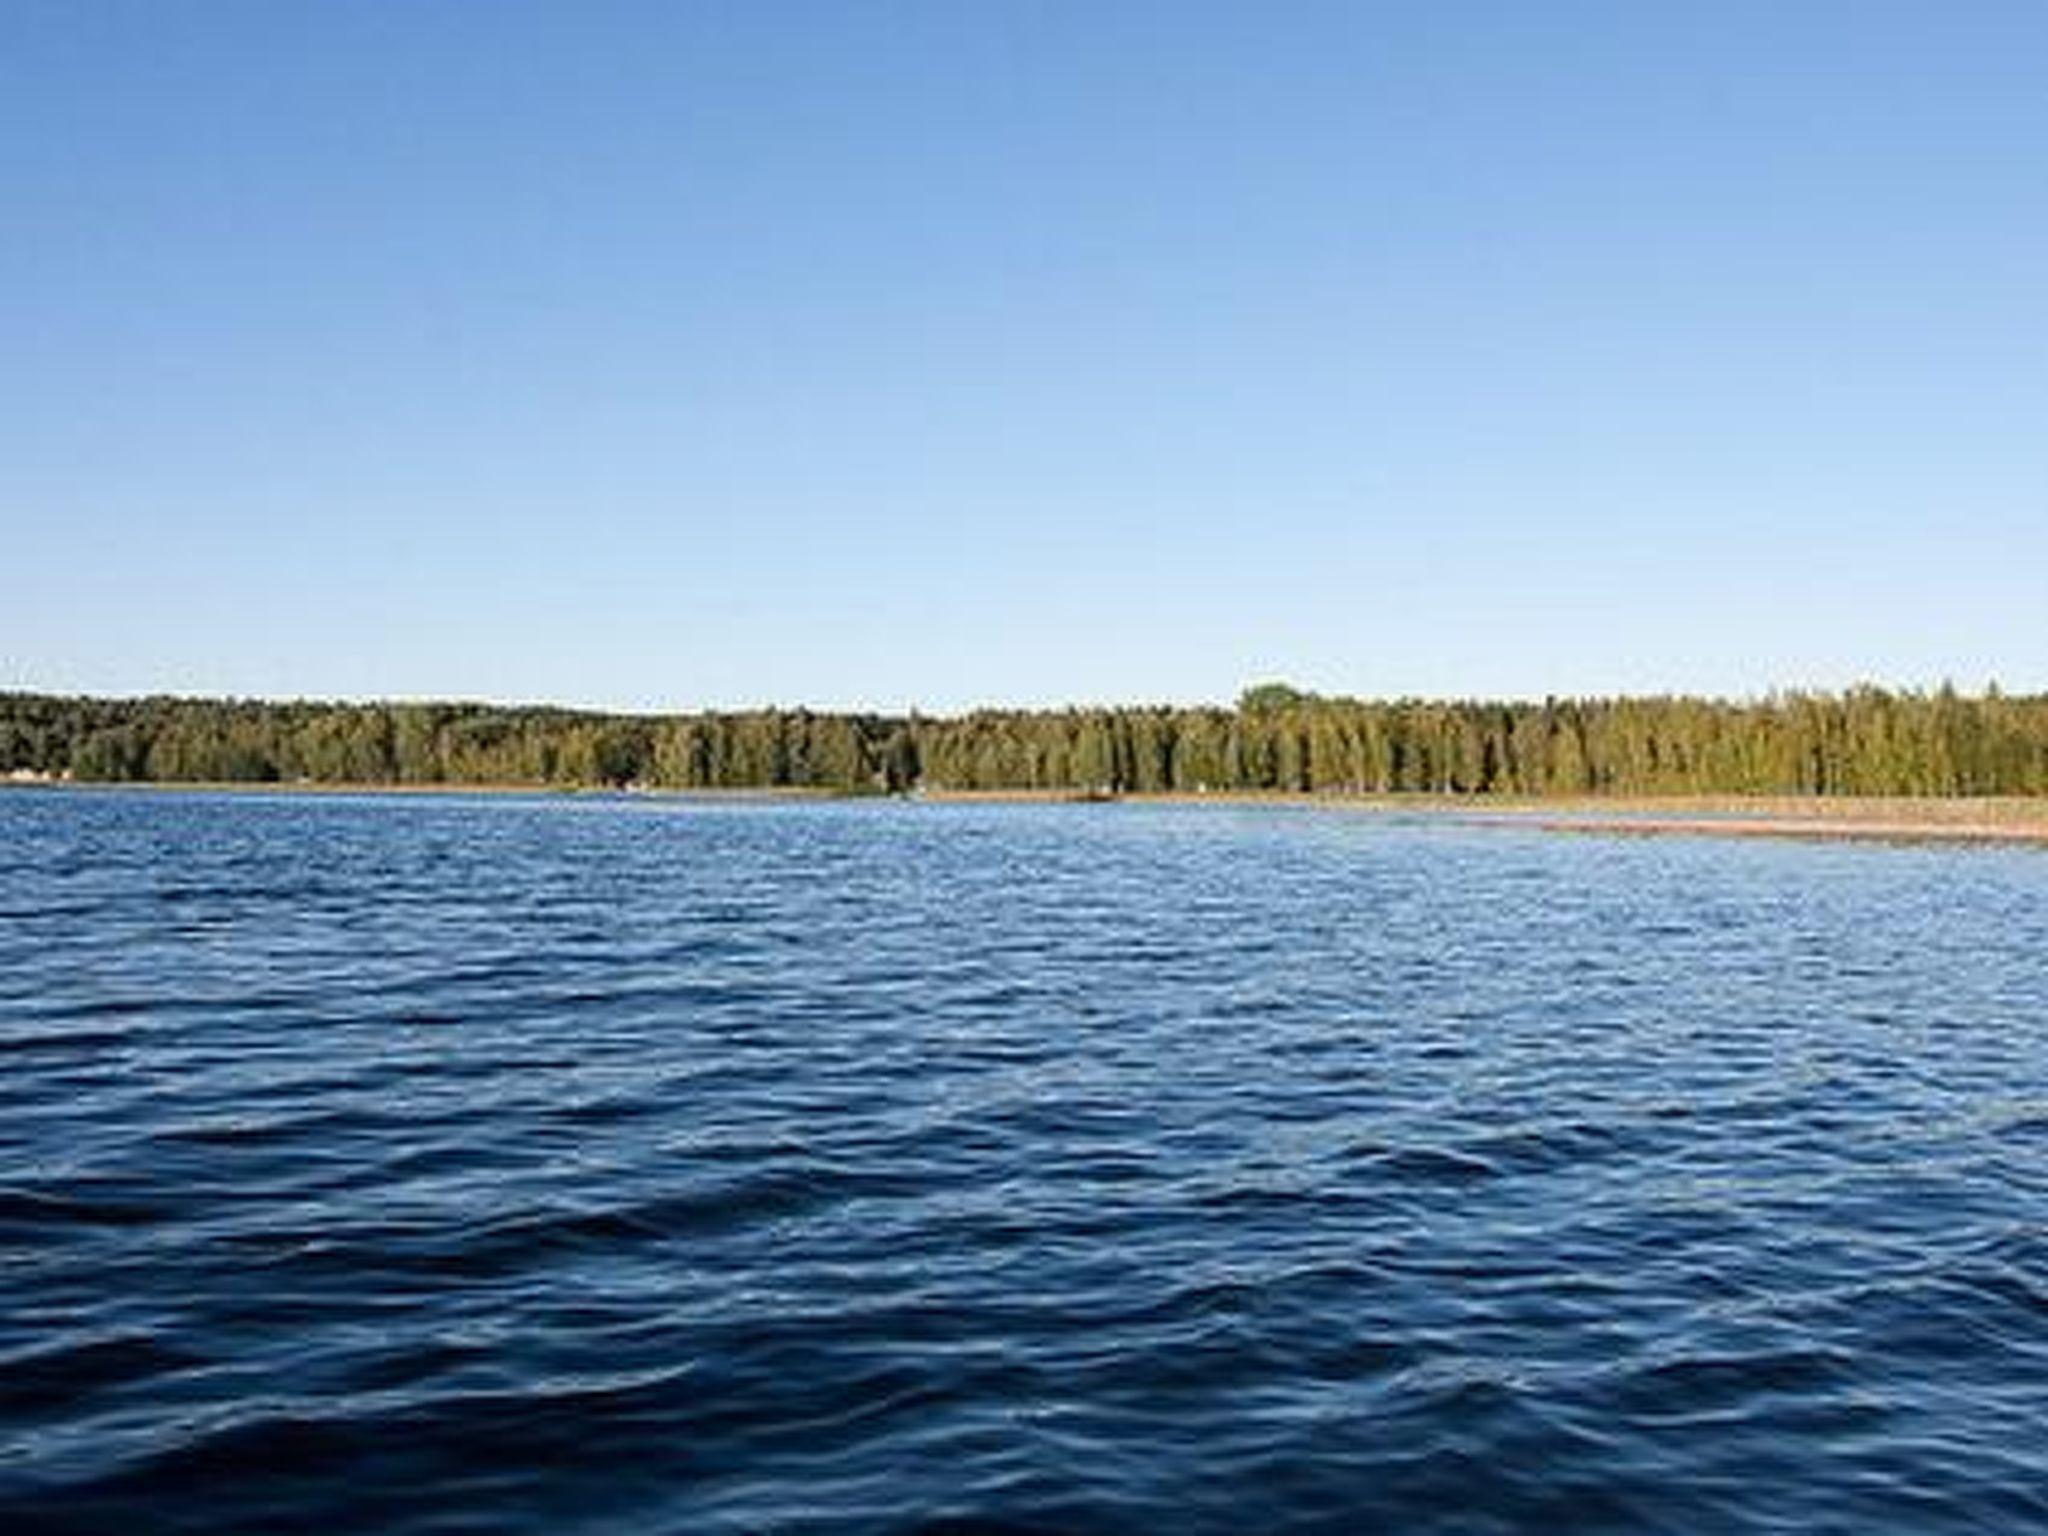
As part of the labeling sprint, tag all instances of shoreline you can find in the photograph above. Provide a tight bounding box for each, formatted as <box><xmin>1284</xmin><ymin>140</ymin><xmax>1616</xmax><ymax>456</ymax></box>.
<box><xmin>10</xmin><ymin>779</ymin><xmax>2048</xmax><ymax>843</ymax></box>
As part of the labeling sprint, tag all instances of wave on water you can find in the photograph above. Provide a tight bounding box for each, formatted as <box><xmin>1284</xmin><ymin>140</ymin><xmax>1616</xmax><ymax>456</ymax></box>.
<box><xmin>4</xmin><ymin>791</ymin><xmax>2046</xmax><ymax>1533</ymax></box>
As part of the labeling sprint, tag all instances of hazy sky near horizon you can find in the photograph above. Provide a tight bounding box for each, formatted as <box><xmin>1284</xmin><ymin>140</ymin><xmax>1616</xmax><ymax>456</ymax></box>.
<box><xmin>7</xmin><ymin>2</ymin><xmax>2045</xmax><ymax>712</ymax></box>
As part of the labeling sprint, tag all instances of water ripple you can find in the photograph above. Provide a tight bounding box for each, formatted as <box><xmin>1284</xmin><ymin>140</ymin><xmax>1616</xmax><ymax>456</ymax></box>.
<box><xmin>2</xmin><ymin>790</ymin><xmax>2045</xmax><ymax>1532</ymax></box>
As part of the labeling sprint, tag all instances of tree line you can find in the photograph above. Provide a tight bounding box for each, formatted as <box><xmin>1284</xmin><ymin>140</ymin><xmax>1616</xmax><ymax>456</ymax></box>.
<box><xmin>4</xmin><ymin>684</ymin><xmax>2047</xmax><ymax>797</ymax></box>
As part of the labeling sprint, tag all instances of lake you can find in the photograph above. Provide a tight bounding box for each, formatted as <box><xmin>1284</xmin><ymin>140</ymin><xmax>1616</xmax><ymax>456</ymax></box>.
<box><xmin>3</xmin><ymin>790</ymin><xmax>2046</xmax><ymax>1532</ymax></box>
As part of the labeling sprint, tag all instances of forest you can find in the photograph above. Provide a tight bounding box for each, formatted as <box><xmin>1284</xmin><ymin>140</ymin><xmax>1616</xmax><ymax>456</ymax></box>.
<box><xmin>5</xmin><ymin>685</ymin><xmax>2047</xmax><ymax>798</ymax></box>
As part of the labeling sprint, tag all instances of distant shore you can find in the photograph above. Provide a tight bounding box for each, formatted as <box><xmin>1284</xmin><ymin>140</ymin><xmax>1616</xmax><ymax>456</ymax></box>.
<box><xmin>11</xmin><ymin>778</ymin><xmax>2048</xmax><ymax>843</ymax></box>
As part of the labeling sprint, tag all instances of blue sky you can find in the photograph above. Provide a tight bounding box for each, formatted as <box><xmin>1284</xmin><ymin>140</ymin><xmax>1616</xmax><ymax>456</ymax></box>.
<box><xmin>6</xmin><ymin>2</ymin><xmax>2044</xmax><ymax>712</ymax></box>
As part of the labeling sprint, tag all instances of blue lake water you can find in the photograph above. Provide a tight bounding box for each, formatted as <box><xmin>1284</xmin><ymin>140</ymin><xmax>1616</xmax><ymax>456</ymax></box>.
<box><xmin>3</xmin><ymin>789</ymin><xmax>2046</xmax><ymax>1533</ymax></box>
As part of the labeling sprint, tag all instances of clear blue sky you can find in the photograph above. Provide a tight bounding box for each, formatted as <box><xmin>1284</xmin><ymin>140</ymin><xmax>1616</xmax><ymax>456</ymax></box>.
<box><xmin>7</xmin><ymin>2</ymin><xmax>2045</xmax><ymax>712</ymax></box>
